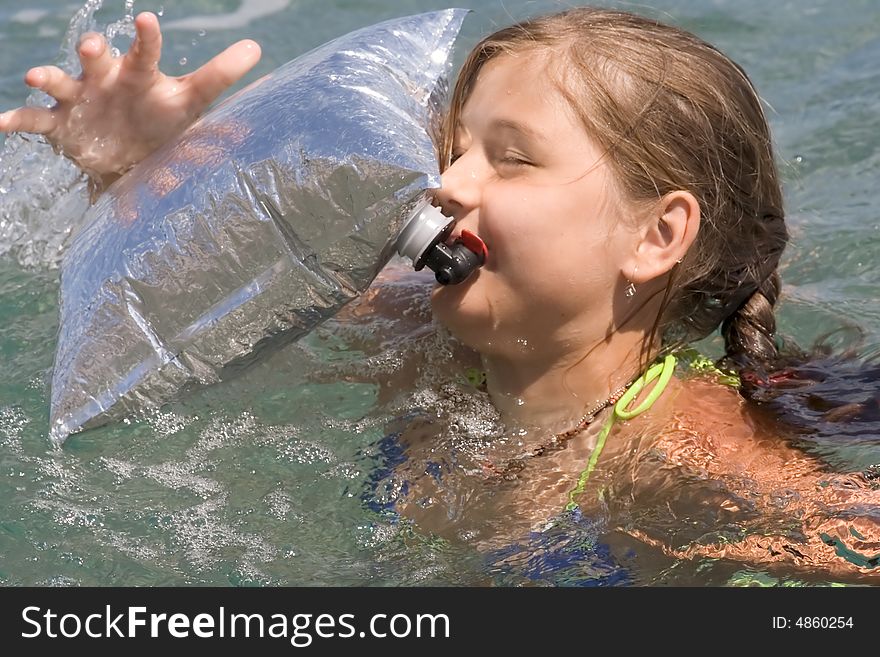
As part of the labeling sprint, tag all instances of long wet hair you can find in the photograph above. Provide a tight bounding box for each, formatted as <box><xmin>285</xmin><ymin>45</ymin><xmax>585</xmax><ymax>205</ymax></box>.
<box><xmin>441</xmin><ymin>7</ymin><xmax>789</xmax><ymax>377</ymax></box>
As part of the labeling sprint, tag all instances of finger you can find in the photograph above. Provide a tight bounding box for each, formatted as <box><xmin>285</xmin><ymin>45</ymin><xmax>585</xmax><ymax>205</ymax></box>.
<box><xmin>187</xmin><ymin>39</ymin><xmax>262</xmax><ymax>107</ymax></box>
<box><xmin>124</xmin><ymin>12</ymin><xmax>162</xmax><ymax>74</ymax></box>
<box><xmin>0</xmin><ymin>107</ymin><xmax>56</xmax><ymax>135</ymax></box>
<box><xmin>79</xmin><ymin>32</ymin><xmax>114</xmax><ymax>79</ymax></box>
<box><xmin>24</xmin><ymin>66</ymin><xmax>79</xmax><ymax>102</ymax></box>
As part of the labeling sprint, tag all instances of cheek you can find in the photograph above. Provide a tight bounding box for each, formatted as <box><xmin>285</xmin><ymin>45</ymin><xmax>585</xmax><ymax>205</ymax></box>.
<box><xmin>496</xmin><ymin>236</ymin><xmax>624</xmax><ymax>332</ymax></box>
<box><xmin>485</xmin><ymin>200</ymin><xmax>612</xmax><ymax>293</ymax></box>
<box><xmin>481</xmin><ymin>197</ymin><xmax>548</xmax><ymax>267</ymax></box>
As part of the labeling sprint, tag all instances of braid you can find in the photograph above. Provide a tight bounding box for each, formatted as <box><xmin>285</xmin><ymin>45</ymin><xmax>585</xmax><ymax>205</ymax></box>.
<box><xmin>721</xmin><ymin>270</ymin><xmax>781</xmax><ymax>367</ymax></box>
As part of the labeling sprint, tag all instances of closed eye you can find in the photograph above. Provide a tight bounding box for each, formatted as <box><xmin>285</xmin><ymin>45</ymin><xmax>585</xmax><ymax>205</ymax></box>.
<box><xmin>494</xmin><ymin>149</ymin><xmax>536</xmax><ymax>170</ymax></box>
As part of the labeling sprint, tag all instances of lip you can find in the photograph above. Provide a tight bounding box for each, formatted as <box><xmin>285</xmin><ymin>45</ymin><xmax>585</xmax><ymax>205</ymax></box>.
<box><xmin>447</xmin><ymin>230</ymin><xmax>489</xmax><ymax>263</ymax></box>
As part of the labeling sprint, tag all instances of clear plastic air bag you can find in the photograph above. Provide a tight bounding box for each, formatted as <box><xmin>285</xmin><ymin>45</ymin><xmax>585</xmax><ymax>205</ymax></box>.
<box><xmin>49</xmin><ymin>9</ymin><xmax>467</xmax><ymax>444</ymax></box>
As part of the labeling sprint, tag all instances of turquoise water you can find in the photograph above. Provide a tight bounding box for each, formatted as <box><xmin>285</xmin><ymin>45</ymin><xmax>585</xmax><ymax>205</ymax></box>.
<box><xmin>0</xmin><ymin>0</ymin><xmax>878</xmax><ymax>586</ymax></box>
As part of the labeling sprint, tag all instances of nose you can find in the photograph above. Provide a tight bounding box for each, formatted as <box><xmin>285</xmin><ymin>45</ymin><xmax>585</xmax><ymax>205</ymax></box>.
<box><xmin>433</xmin><ymin>151</ymin><xmax>483</xmax><ymax>219</ymax></box>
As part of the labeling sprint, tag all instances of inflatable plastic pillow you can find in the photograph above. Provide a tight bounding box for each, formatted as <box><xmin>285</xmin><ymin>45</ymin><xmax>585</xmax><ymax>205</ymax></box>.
<box><xmin>49</xmin><ymin>9</ymin><xmax>467</xmax><ymax>444</ymax></box>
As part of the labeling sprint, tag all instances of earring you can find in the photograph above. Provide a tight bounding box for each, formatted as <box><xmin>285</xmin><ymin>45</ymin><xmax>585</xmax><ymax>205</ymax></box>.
<box><xmin>625</xmin><ymin>265</ymin><xmax>638</xmax><ymax>298</ymax></box>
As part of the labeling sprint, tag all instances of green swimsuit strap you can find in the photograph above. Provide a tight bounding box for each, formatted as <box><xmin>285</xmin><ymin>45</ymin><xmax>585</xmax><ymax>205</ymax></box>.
<box><xmin>565</xmin><ymin>354</ymin><xmax>677</xmax><ymax>512</ymax></box>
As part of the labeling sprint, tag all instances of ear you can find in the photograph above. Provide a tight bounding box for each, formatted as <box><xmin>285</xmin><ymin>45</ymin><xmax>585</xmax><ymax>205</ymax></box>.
<box><xmin>628</xmin><ymin>190</ymin><xmax>700</xmax><ymax>284</ymax></box>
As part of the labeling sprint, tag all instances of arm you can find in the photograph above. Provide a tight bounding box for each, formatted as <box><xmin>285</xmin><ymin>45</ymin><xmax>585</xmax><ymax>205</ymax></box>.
<box><xmin>0</xmin><ymin>11</ymin><xmax>261</xmax><ymax>198</ymax></box>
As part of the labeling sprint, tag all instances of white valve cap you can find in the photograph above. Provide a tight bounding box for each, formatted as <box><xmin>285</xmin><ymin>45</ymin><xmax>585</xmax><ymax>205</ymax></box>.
<box><xmin>395</xmin><ymin>201</ymin><xmax>454</xmax><ymax>266</ymax></box>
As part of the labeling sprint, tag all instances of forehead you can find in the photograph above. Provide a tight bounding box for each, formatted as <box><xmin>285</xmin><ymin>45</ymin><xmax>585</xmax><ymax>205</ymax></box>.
<box><xmin>459</xmin><ymin>52</ymin><xmax>581</xmax><ymax>135</ymax></box>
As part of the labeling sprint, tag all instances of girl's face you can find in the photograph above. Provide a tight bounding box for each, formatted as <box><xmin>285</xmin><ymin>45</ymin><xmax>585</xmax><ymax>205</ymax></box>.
<box><xmin>431</xmin><ymin>53</ymin><xmax>639</xmax><ymax>359</ymax></box>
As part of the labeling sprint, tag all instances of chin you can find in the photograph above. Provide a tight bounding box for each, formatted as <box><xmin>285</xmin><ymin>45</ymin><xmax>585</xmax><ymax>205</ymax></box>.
<box><xmin>429</xmin><ymin>278</ymin><xmax>491</xmax><ymax>351</ymax></box>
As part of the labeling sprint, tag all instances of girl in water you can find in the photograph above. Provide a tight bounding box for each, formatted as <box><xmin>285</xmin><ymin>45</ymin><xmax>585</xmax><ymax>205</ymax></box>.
<box><xmin>1</xmin><ymin>9</ymin><xmax>878</xmax><ymax>583</ymax></box>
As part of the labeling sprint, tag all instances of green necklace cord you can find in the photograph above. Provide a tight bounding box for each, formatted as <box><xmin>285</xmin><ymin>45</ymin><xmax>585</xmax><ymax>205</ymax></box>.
<box><xmin>565</xmin><ymin>354</ymin><xmax>677</xmax><ymax>512</ymax></box>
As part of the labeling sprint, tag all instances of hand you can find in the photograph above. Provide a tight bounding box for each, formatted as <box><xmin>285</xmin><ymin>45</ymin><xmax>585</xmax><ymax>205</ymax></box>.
<box><xmin>0</xmin><ymin>11</ymin><xmax>261</xmax><ymax>195</ymax></box>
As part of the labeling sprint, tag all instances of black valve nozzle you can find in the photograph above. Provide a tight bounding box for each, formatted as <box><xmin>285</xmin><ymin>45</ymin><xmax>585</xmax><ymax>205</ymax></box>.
<box><xmin>421</xmin><ymin>240</ymin><xmax>484</xmax><ymax>285</ymax></box>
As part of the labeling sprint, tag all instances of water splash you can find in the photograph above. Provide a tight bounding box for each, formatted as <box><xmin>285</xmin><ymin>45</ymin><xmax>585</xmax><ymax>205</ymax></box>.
<box><xmin>0</xmin><ymin>1</ymin><xmax>139</xmax><ymax>269</ymax></box>
<box><xmin>105</xmin><ymin>1</ymin><xmax>137</xmax><ymax>57</ymax></box>
<box><xmin>55</xmin><ymin>0</ymin><xmax>104</xmax><ymax>75</ymax></box>
<box><xmin>0</xmin><ymin>134</ymin><xmax>86</xmax><ymax>268</ymax></box>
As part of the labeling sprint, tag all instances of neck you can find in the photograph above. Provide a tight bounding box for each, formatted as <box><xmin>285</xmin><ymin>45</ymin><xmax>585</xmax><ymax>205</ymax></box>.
<box><xmin>482</xmin><ymin>328</ymin><xmax>650</xmax><ymax>432</ymax></box>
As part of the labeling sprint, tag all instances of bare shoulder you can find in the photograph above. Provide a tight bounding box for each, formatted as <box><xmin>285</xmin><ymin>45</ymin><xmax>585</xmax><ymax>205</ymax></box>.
<box><xmin>644</xmin><ymin>375</ymin><xmax>813</xmax><ymax>474</ymax></box>
<box><xmin>605</xmin><ymin>375</ymin><xmax>755</xmax><ymax>462</ymax></box>
<box><xmin>604</xmin><ymin>371</ymin><xmax>875</xmax><ymax>526</ymax></box>
<box><xmin>663</xmin><ymin>375</ymin><xmax>877</xmax><ymax>497</ymax></box>
<box><xmin>608</xmin><ymin>374</ymin><xmax>880</xmax><ymax>581</ymax></box>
